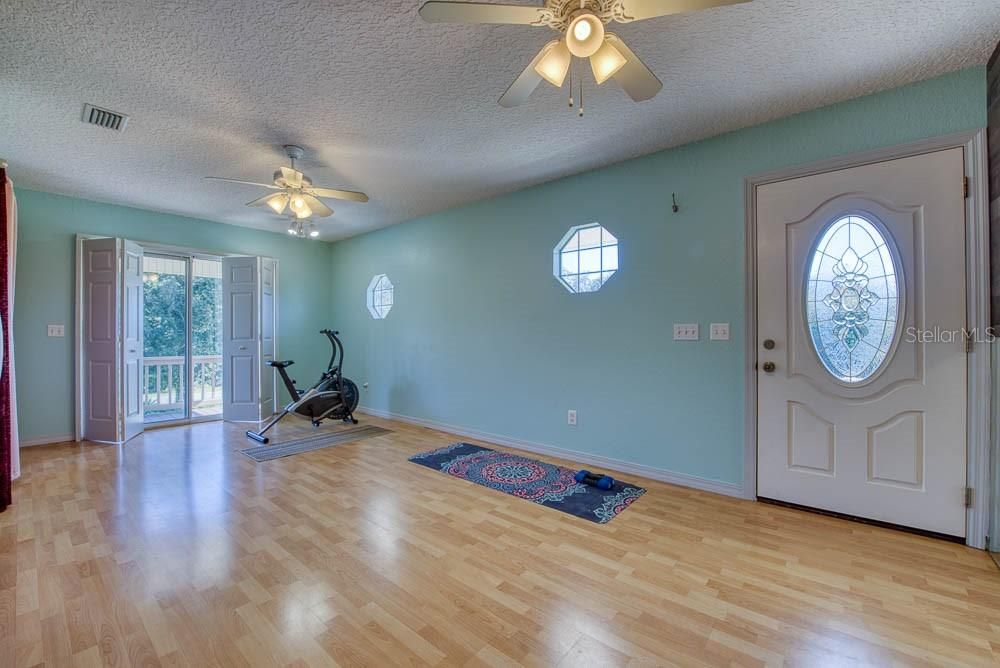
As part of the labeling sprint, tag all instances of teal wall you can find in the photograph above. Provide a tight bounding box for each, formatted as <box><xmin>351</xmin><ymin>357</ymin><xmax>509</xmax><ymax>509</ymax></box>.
<box><xmin>13</xmin><ymin>190</ymin><xmax>333</xmax><ymax>442</ymax></box>
<box><xmin>329</xmin><ymin>67</ymin><xmax>988</xmax><ymax>488</ymax></box>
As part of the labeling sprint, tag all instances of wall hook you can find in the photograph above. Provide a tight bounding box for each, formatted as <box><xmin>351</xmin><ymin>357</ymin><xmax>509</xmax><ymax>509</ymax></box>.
<box><xmin>671</xmin><ymin>193</ymin><xmax>679</xmax><ymax>213</ymax></box>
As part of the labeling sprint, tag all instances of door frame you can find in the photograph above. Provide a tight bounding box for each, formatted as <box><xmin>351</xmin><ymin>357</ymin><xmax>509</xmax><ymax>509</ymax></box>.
<box><xmin>742</xmin><ymin>129</ymin><xmax>990</xmax><ymax>548</ymax></box>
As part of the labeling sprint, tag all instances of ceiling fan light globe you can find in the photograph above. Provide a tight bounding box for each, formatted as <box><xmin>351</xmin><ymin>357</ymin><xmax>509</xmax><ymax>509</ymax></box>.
<box><xmin>533</xmin><ymin>39</ymin><xmax>572</xmax><ymax>87</ymax></box>
<box><xmin>590</xmin><ymin>40</ymin><xmax>627</xmax><ymax>84</ymax></box>
<box><xmin>266</xmin><ymin>193</ymin><xmax>289</xmax><ymax>214</ymax></box>
<box><xmin>566</xmin><ymin>13</ymin><xmax>603</xmax><ymax>58</ymax></box>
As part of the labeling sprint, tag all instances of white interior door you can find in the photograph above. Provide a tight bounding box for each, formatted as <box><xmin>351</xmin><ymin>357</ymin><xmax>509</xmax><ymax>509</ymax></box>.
<box><xmin>756</xmin><ymin>148</ymin><xmax>967</xmax><ymax>537</ymax></box>
<box><xmin>82</xmin><ymin>238</ymin><xmax>121</xmax><ymax>443</ymax></box>
<box><xmin>222</xmin><ymin>256</ymin><xmax>260</xmax><ymax>422</ymax></box>
<box><xmin>122</xmin><ymin>240</ymin><xmax>144</xmax><ymax>441</ymax></box>
<box><xmin>260</xmin><ymin>258</ymin><xmax>276</xmax><ymax>416</ymax></box>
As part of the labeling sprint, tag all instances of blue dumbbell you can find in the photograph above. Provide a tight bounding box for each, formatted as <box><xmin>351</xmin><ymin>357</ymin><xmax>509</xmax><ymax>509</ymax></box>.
<box><xmin>575</xmin><ymin>470</ymin><xmax>615</xmax><ymax>490</ymax></box>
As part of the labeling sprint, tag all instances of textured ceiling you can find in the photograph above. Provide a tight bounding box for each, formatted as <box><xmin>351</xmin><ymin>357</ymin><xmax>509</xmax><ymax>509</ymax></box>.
<box><xmin>1</xmin><ymin>1</ymin><xmax>997</xmax><ymax>241</ymax></box>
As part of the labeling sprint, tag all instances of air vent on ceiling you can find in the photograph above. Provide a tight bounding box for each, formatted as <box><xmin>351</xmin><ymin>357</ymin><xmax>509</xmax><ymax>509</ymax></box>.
<box><xmin>81</xmin><ymin>103</ymin><xmax>128</xmax><ymax>131</ymax></box>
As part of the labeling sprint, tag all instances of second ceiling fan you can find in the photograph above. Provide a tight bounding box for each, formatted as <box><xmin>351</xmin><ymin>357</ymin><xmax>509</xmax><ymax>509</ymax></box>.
<box><xmin>419</xmin><ymin>0</ymin><xmax>749</xmax><ymax>107</ymax></box>
<box><xmin>206</xmin><ymin>145</ymin><xmax>369</xmax><ymax>220</ymax></box>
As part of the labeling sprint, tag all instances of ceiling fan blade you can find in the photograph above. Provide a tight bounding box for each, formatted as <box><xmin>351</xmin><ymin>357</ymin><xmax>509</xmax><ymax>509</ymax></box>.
<box><xmin>279</xmin><ymin>166</ymin><xmax>304</xmax><ymax>188</ymax></box>
<box><xmin>246</xmin><ymin>193</ymin><xmax>277</xmax><ymax>207</ymax></box>
<box><xmin>617</xmin><ymin>0</ymin><xmax>750</xmax><ymax>22</ymax></box>
<box><xmin>498</xmin><ymin>41</ymin><xmax>555</xmax><ymax>108</ymax></box>
<box><xmin>419</xmin><ymin>1</ymin><xmax>547</xmax><ymax>25</ymax></box>
<box><xmin>300</xmin><ymin>193</ymin><xmax>333</xmax><ymax>218</ymax></box>
<box><xmin>308</xmin><ymin>187</ymin><xmax>369</xmax><ymax>203</ymax></box>
<box><xmin>605</xmin><ymin>34</ymin><xmax>662</xmax><ymax>102</ymax></box>
<box><xmin>204</xmin><ymin>176</ymin><xmax>279</xmax><ymax>189</ymax></box>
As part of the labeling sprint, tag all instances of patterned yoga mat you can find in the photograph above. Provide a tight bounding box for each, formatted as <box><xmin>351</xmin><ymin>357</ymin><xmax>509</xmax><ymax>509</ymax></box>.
<box><xmin>409</xmin><ymin>443</ymin><xmax>645</xmax><ymax>524</ymax></box>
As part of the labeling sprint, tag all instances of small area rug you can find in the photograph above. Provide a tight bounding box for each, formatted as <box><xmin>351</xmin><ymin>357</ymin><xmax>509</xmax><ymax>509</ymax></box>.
<box><xmin>409</xmin><ymin>443</ymin><xmax>645</xmax><ymax>524</ymax></box>
<box><xmin>240</xmin><ymin>425</ymin><xmax>390</xmax><ymax>462</ymax></box>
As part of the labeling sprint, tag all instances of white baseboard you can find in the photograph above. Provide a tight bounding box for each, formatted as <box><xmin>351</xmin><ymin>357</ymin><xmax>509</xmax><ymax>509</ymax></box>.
<box><xmin>20</xmin><ymin>434</ymin><xmax>76</xmax><ymax>447</ymax></box>
<box><xmin>356</xmin><ymin>406</ymin><xmax>744</xmax><ymax>498</ymax></box>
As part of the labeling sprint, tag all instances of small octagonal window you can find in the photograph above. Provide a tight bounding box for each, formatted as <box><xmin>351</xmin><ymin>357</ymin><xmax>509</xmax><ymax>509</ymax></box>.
<box><xmin>554</xmin><ymin>223</ymin><xmax>618</xmax><ymax>293</ymax></box>
<box><xmin>367</xmin><ymin>274</ymin><xmax>393</xmax><ymax>319</ymax></box>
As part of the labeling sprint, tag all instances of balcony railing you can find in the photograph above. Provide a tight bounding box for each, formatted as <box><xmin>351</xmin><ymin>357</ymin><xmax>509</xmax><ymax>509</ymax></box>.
<box><xmin>143</xmin><ymin>354</ymin><xmax>222</xmax><ymax>416</ymax></box>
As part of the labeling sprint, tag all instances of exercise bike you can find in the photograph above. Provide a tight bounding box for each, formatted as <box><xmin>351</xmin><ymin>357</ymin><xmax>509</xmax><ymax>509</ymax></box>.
<box><xmin>246</xmin><ymin>329</ymin><xmax>360</xmax><ymax>444</ymax></box>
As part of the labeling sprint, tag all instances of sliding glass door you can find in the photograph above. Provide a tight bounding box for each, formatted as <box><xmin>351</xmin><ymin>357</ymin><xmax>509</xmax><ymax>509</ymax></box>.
<box><xmin>143</xmin><ymin>255</ymin><xmax>187</xmax><ymax>423</ymax></box>
<box><xmin>191</xmin><ymin>259</ymin><xmax>223</xmax><ymax>418</ymax></box>
<box><xmin>142</xmin><ymin>253</ymin><xmax>223</xmax><ymax>424</ymax></box>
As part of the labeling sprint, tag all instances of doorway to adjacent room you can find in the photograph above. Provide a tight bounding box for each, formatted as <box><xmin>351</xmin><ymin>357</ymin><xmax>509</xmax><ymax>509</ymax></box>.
<box><xmin>142</xmin><ymin>254</ymin><xmax>224</xmax><ymax>424</ymax></box>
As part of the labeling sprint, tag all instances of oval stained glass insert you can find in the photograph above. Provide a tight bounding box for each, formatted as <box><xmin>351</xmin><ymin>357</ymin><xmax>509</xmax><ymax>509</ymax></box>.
<box><xmin>805</xmin><ymin>215</ymin><xmax>900</xmax><ymax>383</ymax></box>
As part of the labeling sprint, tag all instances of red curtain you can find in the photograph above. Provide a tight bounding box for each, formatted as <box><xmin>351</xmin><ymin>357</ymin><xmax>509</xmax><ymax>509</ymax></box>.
<box><xmin>0</xmin><ymin>166</ymin><xmax>11</xmax><ymax>511</ymax></box>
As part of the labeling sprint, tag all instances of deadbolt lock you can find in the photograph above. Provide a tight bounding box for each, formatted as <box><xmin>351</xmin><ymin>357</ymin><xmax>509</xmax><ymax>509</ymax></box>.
<box><xmin>763</xmin><ymin>339</ymin><xmax>775</xmax><ymax>350</ymax></box>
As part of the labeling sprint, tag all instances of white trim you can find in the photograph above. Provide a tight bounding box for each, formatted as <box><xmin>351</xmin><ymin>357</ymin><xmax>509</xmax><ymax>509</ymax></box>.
<box><xmin>964</xmin><ymin>129</ymin><xmax>990</xmax><ymax>550</ymax></box>
<box><xmin>356</xmin><ymin>406</ymin><xmax>745</xmax><ymax>498</ymax></box>
<box><xmin>21</xmin><ymin>434</ymin><xmax>76</xmax><ymax>447</ymax></box>
<box><xmin>74</xmin><ymin>234</ymin><xmax>89</xmax><ymax>441</ymax></box>
<box><xmin>743</xmin><ymin>129</ymin><xmax>990</xmax><ymax>548</ymax></box>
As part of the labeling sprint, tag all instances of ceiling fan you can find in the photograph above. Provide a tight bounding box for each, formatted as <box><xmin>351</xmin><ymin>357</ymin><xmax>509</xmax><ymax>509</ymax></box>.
<box><xmin>419</xmin><ymin>0</ymin><xmax>749</xmax><ymax>107</ymax></box>
<box><xmin>206</xmin><ymin>145</ymin><xmax>369</xmax><ymax>220</ymax></box>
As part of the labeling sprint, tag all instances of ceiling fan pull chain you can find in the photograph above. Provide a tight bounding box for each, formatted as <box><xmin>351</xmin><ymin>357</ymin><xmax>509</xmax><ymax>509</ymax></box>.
<box><xmin>568</xmin><ymin>60</ymin><xmax>574</xmax><ymax>108</ymax></box>
<box><xmin>579</xmin><ymin>76</ymin><xmax>584</xmax><ymax>117</ymax></box>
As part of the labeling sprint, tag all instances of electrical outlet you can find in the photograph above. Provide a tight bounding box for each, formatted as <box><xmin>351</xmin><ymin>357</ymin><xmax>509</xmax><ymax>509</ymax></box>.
<box><xmin>673</xmin><ymin>323</ymin><xmax>699</xmax><ymax>341</ymax></box>
<box><xmin>567</xmin><ymin>409</ymin><xmax>577</xmax><ymax>426</ymax></box>
<box><xmin>710</xmin><ymin>323</ymin><xmax>730</xmax><ymax>341</ymax></box>
<box><xmin>47</xmin><ymin>324</ymin><xmax>65</xmax><ymax>337</ymax></box>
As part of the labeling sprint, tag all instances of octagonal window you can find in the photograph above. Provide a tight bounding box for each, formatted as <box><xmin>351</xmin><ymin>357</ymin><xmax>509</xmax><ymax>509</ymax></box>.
<box><xmin>367</xmin><ymin>274</ymin><xmax>393</xmax><ymax>319</ymax></box>
<box><xmin>554</xmin><ymin>223</ymin><xmax>618</xmax><ymax>293</ymax></box>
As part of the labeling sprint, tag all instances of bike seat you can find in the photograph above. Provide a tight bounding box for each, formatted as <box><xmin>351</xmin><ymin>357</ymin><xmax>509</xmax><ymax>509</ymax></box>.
<box><xmin>267</xmin><ymin>360</ymin><xmax>295</xmax><ymax>368</ymax></box>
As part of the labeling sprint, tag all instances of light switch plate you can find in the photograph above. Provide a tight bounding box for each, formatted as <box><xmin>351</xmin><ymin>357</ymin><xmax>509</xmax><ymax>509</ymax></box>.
<box><xmin>47</xmin><ymin>324</ymin><xmax>65</xmax><ymax>337</ymax></box>
<box><xmin>710</xmin><ymin>323</ymin><xmax>730</xmax><ymax>341</ymax></box>
<box><xmin>673</xmin><ymin>324</ymin><xmax>699</xmax><ymax>341</ymax></box>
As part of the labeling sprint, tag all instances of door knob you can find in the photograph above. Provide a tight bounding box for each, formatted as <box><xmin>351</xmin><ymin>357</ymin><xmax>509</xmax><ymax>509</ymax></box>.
<box><xmin>763</xmin><ymin>339</ymin><xmax>775</xmax><ymax>350</ymax></box>
<box><xmin>238</xmin><ymin>346</ymin><xmax>247</xmax><ymax>351</ymax></box>
<box><xmin>762</xmin><ymin>361</ymin><xmax>776</xmax><ymax>373</ymax></box>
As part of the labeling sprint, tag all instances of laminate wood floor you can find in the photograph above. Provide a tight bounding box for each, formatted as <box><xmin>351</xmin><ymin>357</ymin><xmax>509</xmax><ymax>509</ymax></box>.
<box><xmin>2</xmin><ymin>416</ymin><xmax>999</xmax><ymax>667</ymax></box>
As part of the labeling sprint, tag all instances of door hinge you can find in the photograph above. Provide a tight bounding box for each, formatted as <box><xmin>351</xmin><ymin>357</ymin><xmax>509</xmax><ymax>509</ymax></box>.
<box><xmin>963</xmin><ymin>177</ymin><xmax>969</xmax><ymax>199</ymax></box>
<box><xmin>965</xmin><ymin>487</ymin><xmax>974</xmax><ymax>508</ymax></box>
<box><xmin>963</xmin><ymin>329</ymin><xmax>973</xmax><ymax>353</ymax></box>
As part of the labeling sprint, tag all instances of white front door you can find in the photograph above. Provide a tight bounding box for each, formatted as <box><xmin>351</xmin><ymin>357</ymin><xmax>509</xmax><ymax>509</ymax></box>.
<box><xmin>222</xmin><ymin>256</ymin><xmax>260</xmax><ymax>422</ymax></box>
<box><xmin>122</xmin><ymin>240</ymin><xmax>144</xmax><ymax>441</ymax></box>
<box><xmin>756</xmin><ymin>148</ymin><xmax>967</xmax><ymax>537</ymax></box>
